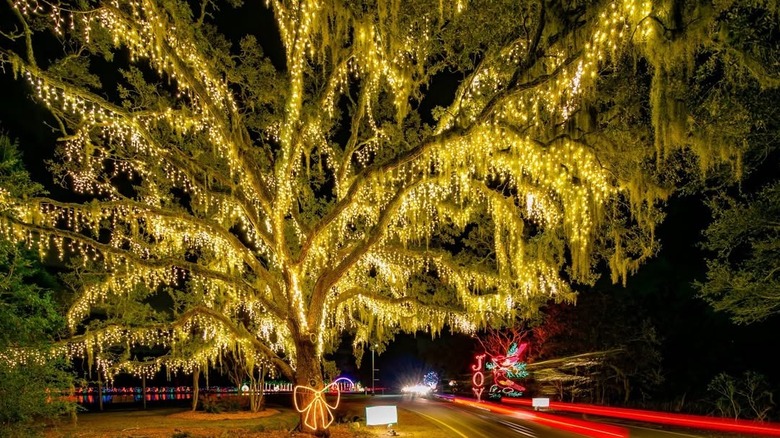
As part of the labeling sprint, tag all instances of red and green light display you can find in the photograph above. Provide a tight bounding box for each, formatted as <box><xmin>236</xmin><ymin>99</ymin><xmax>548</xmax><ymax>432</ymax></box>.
<box><xmin>472</xmin><ymin>342</ymin><xmax>529</xmax><ymax>401</ymax></box>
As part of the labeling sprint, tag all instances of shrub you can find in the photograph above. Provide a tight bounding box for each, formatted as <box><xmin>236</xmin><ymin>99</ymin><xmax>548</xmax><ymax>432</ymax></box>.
<box><xmin>0</xmin><ymin>234</ymin><xmax>76</xmax><ymax>437</ymax></box>
<box><xmin>707</xmin><ymin>371</ymin><xmax>775</xmax><ymax>420</ymax></box>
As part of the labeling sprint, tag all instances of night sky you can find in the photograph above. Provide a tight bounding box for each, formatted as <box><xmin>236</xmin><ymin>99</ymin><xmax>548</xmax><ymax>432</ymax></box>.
<box><xmin>1</xmin><ymin>0</ymin><xmax>779</xmax><ymax>407</ymax></box>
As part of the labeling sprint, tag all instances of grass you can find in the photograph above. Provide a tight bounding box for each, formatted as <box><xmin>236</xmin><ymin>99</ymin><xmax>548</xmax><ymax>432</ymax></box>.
<box><xmin>36</xmin><ymin>397</ymin><xmax>453</xmax><ymax>438</ymax></box>
<box><xmin>42</xmin><ymin>407</ymin><xmax>299</xmax><ymax>437</ymax></box>
<box><xmin>361</xmin><ymin>408</ymin><xmax>454</xmax><ymax>438</ymax></box>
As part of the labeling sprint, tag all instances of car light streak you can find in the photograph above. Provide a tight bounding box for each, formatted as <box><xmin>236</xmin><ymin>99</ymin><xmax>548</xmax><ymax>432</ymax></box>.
<box><xmin>444</xmin><ymin>396</ymin><xmax>629</xmax><ymax>438</ymax></box>
<box><xmin>502</xmin><ymin>398</ymin><xmax>780</xmax><ymax>436</ymax></box>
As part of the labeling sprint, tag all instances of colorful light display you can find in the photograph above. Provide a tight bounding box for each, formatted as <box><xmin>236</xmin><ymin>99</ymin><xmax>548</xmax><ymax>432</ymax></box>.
<box><xmin>472</xmin><ymin>342</ymin><xmax>529</xmax><ymax>400</ymax></box>
<box><xmin>423</xmin><ymin>371</ymin><xmax>439</xmax><ymax>389</ymax></box>
<box><xmin>471</xmin><ymin>354</ymin><xmax>486</xmax><ymax>402</ymax></box>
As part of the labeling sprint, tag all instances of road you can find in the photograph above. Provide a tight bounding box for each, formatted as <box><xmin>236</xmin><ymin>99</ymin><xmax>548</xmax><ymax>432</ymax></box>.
<box><xmin>398</xmin><ymin>395</ymin><xmax>583</xmax><ymax>438</ymax></box>
<box><xmin>398</xmin><ymin>396</ymin><xmax>724</xmax><ymax>438</ymax></box>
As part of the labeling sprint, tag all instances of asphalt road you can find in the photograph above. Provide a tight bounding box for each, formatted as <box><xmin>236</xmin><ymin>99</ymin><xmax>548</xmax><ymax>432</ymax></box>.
<box><xmin>398</xmin><ymin>396</ymin><xmax>581</xmax><ymax>438</ymax></box>
<box><xmin>398</xmin><ymin>396</ymin><xmax>726</xmax><ymax>438</ymax></box>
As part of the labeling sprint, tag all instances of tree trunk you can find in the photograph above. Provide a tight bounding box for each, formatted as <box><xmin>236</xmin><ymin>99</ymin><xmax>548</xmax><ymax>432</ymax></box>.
<box><xmin>623</xmin><ymin>376</ymin><xmax>631</xmax><ymax>404</ymax></box>
<box><xmin>294</xmin><ymin>338</ymin><xmax>329</xmax><ymax>437</ymax></box>
<box><xmin>601</xmin><ymin>382</ymin><xmax>606</xmax><ymax>404</ymax></box>
<box><xmin>192</xmin><ymin>367</ymin><xmax>200</xmax><ymax>411</ymax></box>
<box><xmin>250</xmin><ymin>364</ymin><xmax>265</xmax><ymax>413</ymax></box>
<box><xmin>97</xmin><ymin>376</ymin><xmax>104</xmax><ymax>411</ymax></box>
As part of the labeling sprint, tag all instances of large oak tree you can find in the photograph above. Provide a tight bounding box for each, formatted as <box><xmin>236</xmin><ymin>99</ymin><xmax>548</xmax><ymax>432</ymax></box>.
<box><xmin>1</xmin><ymin>0</ymin><xmax>776</xmax><ymax>432</ymax></box>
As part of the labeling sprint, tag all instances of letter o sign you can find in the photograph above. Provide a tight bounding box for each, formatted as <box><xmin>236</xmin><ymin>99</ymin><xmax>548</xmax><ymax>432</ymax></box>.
<box><xmin>472</xmin><ymin>371</ymin><xmax>484</xmax><ymax>387</ymax></box>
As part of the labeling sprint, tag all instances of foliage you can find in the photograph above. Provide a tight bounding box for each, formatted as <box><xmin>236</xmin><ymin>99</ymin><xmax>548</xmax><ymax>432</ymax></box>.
<box><xmin>0</xmin><ymin>134</ymin><xmax>45</xmax><ymax>202</ymax></box>
<box><xmin>0</xmin><ymin>2</ymin><xmax>777</xmax><ymax>428</ymax></box>
<box><xmin>198</xmin><ymin>394</ymin><xmax>246</xmax><ymax>413</ymax></box>
<box><xmin>696</xmin><ymin>182</ymin><xmax>780</xmax><ymax>324</ymax></box>
<box><xmin>0</xmin><ymin>360</ymin><xmax>75</xmax><ymax>438</ymax></box>
<box><xmin>707</xmin><ymin>371</ymin><xmax>775</xmax><ymax>420</ymax></box>
<box><xmin>199</xmin><ymin>394</ymin><xmax>224</xmax><ymax>414</ymax></box>
<box><xmin>0</xmin><ymin>136</ymin><xmax>75</xmax><ymax>436</ymax></box>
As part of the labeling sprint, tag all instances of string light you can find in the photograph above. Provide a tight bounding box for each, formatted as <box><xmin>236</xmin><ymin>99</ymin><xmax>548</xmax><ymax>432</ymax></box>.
<box><xmin>2</xmin><ymin>0</ymin><xmax>661</xmax><ymax>408</ymax></box>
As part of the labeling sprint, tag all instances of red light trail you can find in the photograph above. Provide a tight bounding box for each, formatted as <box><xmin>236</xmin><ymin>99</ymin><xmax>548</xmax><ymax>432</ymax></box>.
<box><xmin>502</xmin><ymin>397</ymin><xmax>780</xmax><ymax>436</ymax></box>
<box><xmin>446</xmin><ymin>396</ymin><xmax>629</xmax><ymax>438</ymax></box>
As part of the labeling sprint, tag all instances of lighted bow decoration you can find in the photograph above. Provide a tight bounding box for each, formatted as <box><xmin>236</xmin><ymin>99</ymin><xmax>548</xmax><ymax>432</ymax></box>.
<box><xmin>293</xmin><ymin>377</ymin><xmax>352</xmax><ymax>430</ymax></box>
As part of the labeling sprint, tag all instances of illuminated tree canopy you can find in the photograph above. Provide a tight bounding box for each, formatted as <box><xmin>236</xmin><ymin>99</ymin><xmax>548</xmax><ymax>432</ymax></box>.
<box><xmin>0</xmin><ymin>0</ymin><xmax>775</xmax><ymax>405</ymax></box>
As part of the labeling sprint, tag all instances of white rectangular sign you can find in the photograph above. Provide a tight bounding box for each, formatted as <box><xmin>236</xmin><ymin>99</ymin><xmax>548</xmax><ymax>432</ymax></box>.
<box><xmin>366</xmin><ymin>405</ymin><xmax>398</xmax><ymax>426</ymax></box>
<box><xmin>532</xmin><ymin>397</ymin><xmax>550</xmax><ymax>408</ymax></box>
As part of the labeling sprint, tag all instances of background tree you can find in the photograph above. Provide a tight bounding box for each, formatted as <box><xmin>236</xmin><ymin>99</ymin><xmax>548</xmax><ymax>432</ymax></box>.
<box><xmin>707</xmin><ymin>371</ymin><xmax>775</xmax><ymax>420</ymax></box>
<box><xmin>689</xmin><ymin>0</ymin><xmax>780</xmax><ymax>325</ymax></box>
<box><xmin>696</xmin><ymin>182</ymin><xmax>780</xmax><ymax>324</ymax></box>
<box><xmin>529</xmin><ymin>353</ymin><xmax>612</xmax><ymax>402</ymax></box>
<box><xmin>476</xmin><ymin>326</ymin><xmax>532</xmax><ymax>359</ymax></box>
<box><xmin>0</xmin><ymin>135</ymin><xmax>75</xmax><ymax>437</ymax></box>
<box><xmin>221</xmin><ymin>350</ymin><xmax>267</xmax><ymax>412</ymax></box>
<box><xmin>1</xmin><ymin>0</ymin><xmax>778</xmax><ymax>432</ymax></box>
<box><xmin>531</xmin><ymin>290</ymin><xmax>663</xmax><ymax>404</ymax></box>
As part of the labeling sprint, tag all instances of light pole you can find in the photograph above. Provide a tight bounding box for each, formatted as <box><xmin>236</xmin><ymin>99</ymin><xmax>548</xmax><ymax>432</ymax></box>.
<box><xmin>371</xmin><ymin>344</ymin><xmax>378</xmax><ymax>395</ymax></box>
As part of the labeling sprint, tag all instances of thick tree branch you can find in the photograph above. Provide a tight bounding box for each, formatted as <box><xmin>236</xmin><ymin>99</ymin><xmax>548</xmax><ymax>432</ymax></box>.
<box><xmin>179</xmin><ymin>306</ymin><xmax>294</xmax><ymax>379</ymax></box>
<box><xmin>6</xmin><ymin>216</ymin><xmax>286</xmax><ymax>319</ymax></box>
<box><xmin>30</xmin><ymin>196</ymin><xmax>280</xmax><ymax>293</ymax></box>
<box><xmin>307</xmin><ymin>179</ymin><xmax>423</xmax><ymax>330</ymax></box>
<box><xmin>106</xmin><ymin>3</ymin><xmax>275</xmax><ymax>220</ymax></box>
<box><xmin>5</xmin><ymin>0</ymin><xmax>35</xmax><ymax>67</ymax></box>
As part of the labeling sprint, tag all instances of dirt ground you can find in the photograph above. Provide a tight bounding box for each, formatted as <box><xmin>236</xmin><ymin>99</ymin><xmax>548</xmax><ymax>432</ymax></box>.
<box><xmin>167</xmin><ymin>409</ymin><xmax>282</xmax><ymax>421</ymax></box>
